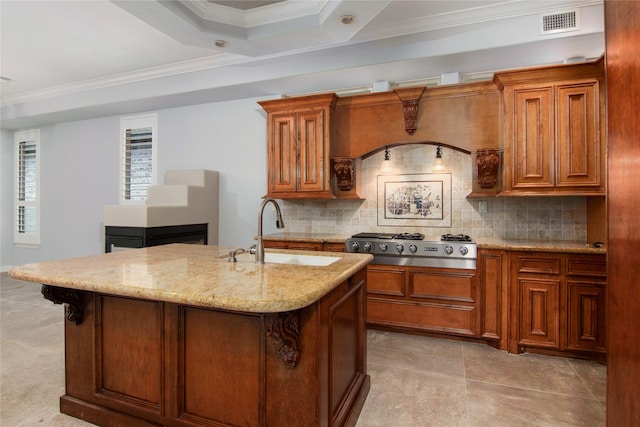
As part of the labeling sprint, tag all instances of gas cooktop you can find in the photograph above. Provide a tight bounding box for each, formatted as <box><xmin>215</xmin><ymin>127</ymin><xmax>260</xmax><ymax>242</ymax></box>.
<box><xmin>349</xmin><ymin>232</ymin><xmax>472</xmax><ymax>242</ymax></box>
<box><xmin>346</xmin><ymin>232</ymin><xmax>477</xmax><ymax>269</ymax></box>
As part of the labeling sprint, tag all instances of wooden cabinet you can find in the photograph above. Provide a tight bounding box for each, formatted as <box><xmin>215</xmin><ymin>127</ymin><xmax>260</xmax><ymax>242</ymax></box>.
<box><xmin>258</xmin><ymin>94</ymin><xmax>338</xmax><ymax>199</ymax></box>
<box><xmin>263</xmin><ymin>239</ymin><xmax>344</xmax><ymax>252</ymax></box>
<box><xmin>509</xmin><ymin>252</ymin><xmax>606</xmax><ymax>359</ymax></box>
<box><xmin>366</xmin><ymin>264</ymin><xmax>478</xmax><ymax>338</ymax></box>
<box><xmin>56</xmin><ymin>268</ymin><xmax>369</xmax><ymax>427</ymax></box>
<box><xmin>494</xmin><ymin>59</ymin><xmax>605</xmax><ymax>195</ymax></box>
<box><xmin>263</xmin><ymin>239</ymin><xmax>323</xmax><ymax>251</ymax></box>
<box><xmin>323</xmin><ymin>242</ymin><xmax>346</xmax><ymax>252</ymax></box>
<box><xmin>477</xmin><ymin>249</ymin><xmax>508</xmax><ymax>349</ymax></box>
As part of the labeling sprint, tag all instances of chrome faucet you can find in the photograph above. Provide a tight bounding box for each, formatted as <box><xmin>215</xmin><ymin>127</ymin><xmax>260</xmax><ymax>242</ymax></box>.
<box><xmin>256</xmin><ymin>198</ymin><xmax>285</xmax><ymax>263</ymax></box>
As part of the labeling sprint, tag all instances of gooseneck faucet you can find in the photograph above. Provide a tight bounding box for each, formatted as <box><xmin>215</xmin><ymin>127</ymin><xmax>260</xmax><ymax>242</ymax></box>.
<box><xmin>256</xmin><ymin>198</ymin><xmax>285</xmax><ymax>263</ymax></box>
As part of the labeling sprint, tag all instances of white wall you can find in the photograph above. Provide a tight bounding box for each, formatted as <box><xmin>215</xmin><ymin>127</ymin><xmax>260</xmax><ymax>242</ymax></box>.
<box><xmin>1</xmin><ymin>96</ymin><xmax>277</xmax><ymax>270</ymax></box>
<box><xmin>1</xmin><ymin>129</ymin><xmax>15</xmax><ymax>271</ymax></box>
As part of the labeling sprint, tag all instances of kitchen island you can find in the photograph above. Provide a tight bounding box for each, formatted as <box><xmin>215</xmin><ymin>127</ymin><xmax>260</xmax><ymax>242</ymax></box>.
<box><xmin>9</xmin><ymin>244</ymin><xmax>373</xmax><ymax>427</ymax></box>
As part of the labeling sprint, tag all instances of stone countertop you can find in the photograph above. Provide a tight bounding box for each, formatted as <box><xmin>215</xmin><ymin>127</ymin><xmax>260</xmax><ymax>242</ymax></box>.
<box><xmin>262</xmin><ymin>233</ymin><xmax>606</xmax><ymax>254</ymax></box>
<box><xmin>9</xmin><ymin>244</ymin><xmax>373</xmax><ymax>313</ymax></box>
<box><xmin>476</xmin><ymin>237</ymin><xmax>606</xmax><ymax>254</ymax></box>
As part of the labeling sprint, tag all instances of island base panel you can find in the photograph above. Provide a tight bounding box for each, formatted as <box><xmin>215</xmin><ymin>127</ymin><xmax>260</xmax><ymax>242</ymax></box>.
<box><xmin>59</xmin><ymin>268</ymin><xmax>368</xmax><ymax>426</ymax></box>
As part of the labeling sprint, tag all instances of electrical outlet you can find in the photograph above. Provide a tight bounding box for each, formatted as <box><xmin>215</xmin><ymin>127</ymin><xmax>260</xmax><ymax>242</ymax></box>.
<box><xmin>479</xmin><ymin>200</ymin><xmax>488</xmax><ymax>214</ymax></box>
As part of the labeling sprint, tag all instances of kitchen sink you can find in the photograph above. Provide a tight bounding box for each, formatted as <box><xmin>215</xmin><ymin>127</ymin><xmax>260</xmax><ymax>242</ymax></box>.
<box><xmin>231</xmin><ymin>252</ymin><xmax>341</xmax><ymax>266</ymax></box>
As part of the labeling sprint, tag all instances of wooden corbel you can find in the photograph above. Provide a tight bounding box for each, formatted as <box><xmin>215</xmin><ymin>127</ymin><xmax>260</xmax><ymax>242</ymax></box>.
<box><xmin>266</xmin><ymin>311</ymin><xmax>301</xmax><ymax>368</ymax></box>
<box><xmin>41</xmin><ymin>285</ymin><xmax>84</xmax><ymax>324</ymax></box>
<box><xmin>394</xmin><ymin>87</ymin><xmax>426</xmax><ymax>135</ymax></box>
<box><xmin>332</xmin><ymin>157</ymin><xmax>354</xmax><ymax>191</ymax></box>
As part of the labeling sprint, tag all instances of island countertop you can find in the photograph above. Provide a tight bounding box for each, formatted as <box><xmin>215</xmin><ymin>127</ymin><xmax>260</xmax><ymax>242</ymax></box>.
<box><xmin>9</xmin><ymin>243</ymin><xmax>373</xmax><ymax>313</ymax></box>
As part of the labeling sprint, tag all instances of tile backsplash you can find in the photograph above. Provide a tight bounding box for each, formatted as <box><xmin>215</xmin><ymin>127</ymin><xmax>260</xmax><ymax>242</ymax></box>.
<box><xmin>281</xmin><ymin>144</ymin><xmax>587</xmax><ymax>242</ymax></box>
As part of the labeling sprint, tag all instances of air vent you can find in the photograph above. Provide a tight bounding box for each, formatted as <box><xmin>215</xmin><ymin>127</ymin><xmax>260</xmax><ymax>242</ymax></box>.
<box><xmin>540</xmin><ymin>10</ymin><xmax>580</xmax><ymax>35</ymax></box>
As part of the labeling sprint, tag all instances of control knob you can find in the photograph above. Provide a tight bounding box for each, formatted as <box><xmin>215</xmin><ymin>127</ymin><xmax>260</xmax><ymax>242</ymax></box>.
<box><xmin>363</xmin><ymin>242</ymin><xmax>372</xmax><ymax>252</ymax></box>
<box><xmin>395</xmin><ymin>244</ymin><xmax>404</xmax><ymax>254</ymax></box>
<box><xmin>350</xmin><ymin>242</ymin><xmax>360</xmax><ymax>252</ymax></box>
<box><xmin>379</xmin><ymin>243</ymin><xmax>388</xmax><ymax>252</ymax></box>
<box><xmin>459</xmin><ymin>246</ymin><xmax>469</xmax><ymax>256</ymax></box>
<box><xmin>409</xmin><ymin>244</ymin><xmax>418</xmax><ymax>253</ymax></box>
<box><xmin>444</xmin><ymin>245</ymin><xmax>454</xmax><ymax>255</ymax></box>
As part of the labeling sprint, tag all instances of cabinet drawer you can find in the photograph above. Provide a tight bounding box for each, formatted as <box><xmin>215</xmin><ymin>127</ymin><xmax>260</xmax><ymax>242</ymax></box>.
<box><xmin>409</xmin><ymin>270</ymin><xmax>475</xmax><ymax>302</ymax></box>
<box><xmin>367</xmin><ymin>299</ymin><xmax>475</xmax><ymax>336</ymax></box>
<box><xmin>367</xmin><ymin>266</ymin><xmax>405</xmax><ymax>297</ymax></box>
<box><xmin>566</xmin><ymin>255</ymin><xmax>606</xmax><ymax>277</ymax></box>
<box><xmin>515</xmin><ymin>255</ymin><xmax>561</xmax><ymax>275</ymax></box>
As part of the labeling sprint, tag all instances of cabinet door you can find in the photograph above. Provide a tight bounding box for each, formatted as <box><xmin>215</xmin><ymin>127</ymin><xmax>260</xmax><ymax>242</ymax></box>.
<box><xmin>518</xmin><ymin>278</ymin><xmax>561</xmax><ymax>350</ymax></box>
<box><xmin>477</xmin><ymin>250</ymin><xmax>506</xmax><ymax>344</ymax></box>
<box><xmin>269</xmin><ymin>113</ymin><xmax>297</xmax><ymax>193</ymax></box>
<box><xmin>323</xmin><ymin>242</ymin><xmax>346</xmax><ymax>252</ymax></box>
<box><xmin>263</xmin><ymin>240</ymin><xmax>323</xmax><ymax>251</ymax></box>
<box><xmin>297</xmin><ymin>109</ymin><xmax>326</xmax><ymax>192</ymax></box>
<box><xmin>567</xmin><ymin>281</ymin><xmax>606</xmax><ymax>352</ymax></box>
<box><xmin>510</xmin><ymin>87</ymin><xmax>555</xmax><ymax>189</ymax></box>
<box><xmin>556</xmin><ymin>82</ymin><xmax>601</xmax><ymax>188</ymax></box>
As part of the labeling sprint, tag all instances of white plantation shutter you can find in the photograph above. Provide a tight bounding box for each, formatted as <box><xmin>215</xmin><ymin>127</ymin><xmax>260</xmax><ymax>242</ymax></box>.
<box><xmin>15</xmin><ymin>129</ymin><xmax>40</xmax><ymax>244</ymax></box>
<box><xmin>120</xmin><ymin>114</ymin><xmax>157</xmax><ymax>203</ymax></box>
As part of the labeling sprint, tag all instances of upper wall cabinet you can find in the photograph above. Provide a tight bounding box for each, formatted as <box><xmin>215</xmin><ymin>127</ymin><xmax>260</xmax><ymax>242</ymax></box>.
<box><xmin>494</xmin><ymin>58</ymin><xmax>606</xmax><ymax>196</ymax></box>
<box><xmin>259</xmin><ymin>94</ymin><xmax>338</xmax><ymax>199</ymax></box>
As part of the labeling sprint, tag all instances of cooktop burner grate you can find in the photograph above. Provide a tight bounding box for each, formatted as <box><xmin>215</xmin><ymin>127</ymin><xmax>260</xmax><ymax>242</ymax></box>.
<box><xmin>441</xmin><ymin>234</ymin><xmax>472</xmax><ymax>242</ymax></box>
<box><xmin>394</xmin><ymin>233</ymin><xmax>425</xmax><ymax>240</ymax></box>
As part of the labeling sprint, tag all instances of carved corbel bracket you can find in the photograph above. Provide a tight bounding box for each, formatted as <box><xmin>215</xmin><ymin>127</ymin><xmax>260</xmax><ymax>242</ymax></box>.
<box><xmin>332</xmin><ymin>157</ymin><xmax>354</xmax><ymax>191</ymax></box>
<box><xmin>41</xmin><ymin>285</ymin><xmax>84</xmax><ymax>325</ymax></box>
<box><xmin>394</xmin><ymin>87</ymin><xmax>427</xmax><ymax>135</ymax></box>
<box><xmin>266</xmin><ymin>311</ymin><xmax>300</xmax><ymax>368</ymax></box>
<box><xmin>475</xmin><ymin>148</ymin><xmax>501</xmax><ymax>189</ymax></box>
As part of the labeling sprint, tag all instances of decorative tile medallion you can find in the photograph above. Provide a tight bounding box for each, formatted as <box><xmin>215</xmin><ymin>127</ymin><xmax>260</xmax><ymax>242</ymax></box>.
<box><xmin>377</xmin><ymin>173</ymin><xmax>452</xmax><ymax>227</ymax></box>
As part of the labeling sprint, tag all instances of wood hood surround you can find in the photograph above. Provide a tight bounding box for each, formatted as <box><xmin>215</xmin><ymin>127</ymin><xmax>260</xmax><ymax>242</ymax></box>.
<box><xmin>259</xmin><ymin>57</ymin><xmax>605</xmax><ymax>205</ymax></box>
<box><xmin>331</xmin><ymin>82</ymin><xmax>500</xmax><ymax>161</ymax></box>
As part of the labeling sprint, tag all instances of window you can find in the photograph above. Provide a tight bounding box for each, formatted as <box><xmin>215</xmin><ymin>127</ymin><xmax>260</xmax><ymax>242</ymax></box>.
<box><xmin>14</xmin><ymin>129</ymin><xmax>40</xmax><ymax>245</ymax></box>
<box><xmin>120</xmin><ymin>114</ymin><xmax>157</xmax><ymax>203</ymax></box>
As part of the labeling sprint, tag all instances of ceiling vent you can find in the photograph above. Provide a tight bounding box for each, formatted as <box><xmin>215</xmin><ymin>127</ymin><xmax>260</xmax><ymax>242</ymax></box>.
<box><xmin>540</xmin><ymin>9</ymin><xmax>580</xmax><ymax>35</ymax></box>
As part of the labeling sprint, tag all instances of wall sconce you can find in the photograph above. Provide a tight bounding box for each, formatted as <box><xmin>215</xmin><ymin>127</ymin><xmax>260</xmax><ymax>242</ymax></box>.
<box><xmin>432</xmin><ymin>145</ymin><xmax>448</xmax><ymax>172</ymax></box>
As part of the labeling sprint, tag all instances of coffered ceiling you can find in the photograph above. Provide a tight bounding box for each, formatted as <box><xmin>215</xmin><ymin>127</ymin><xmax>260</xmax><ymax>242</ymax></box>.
<box><xmin>0</xmin><ymin>0</ymin><xmax>605</xmax><ymax>129</ymax></box>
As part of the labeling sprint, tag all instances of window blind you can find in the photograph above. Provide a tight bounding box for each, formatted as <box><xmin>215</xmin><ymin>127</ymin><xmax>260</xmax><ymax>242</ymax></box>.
<box><xmin>17</xmin><ymin>140</ymin><xmax>37</xmax><ymax>234</ymax></box>
<box><xmin>123</xmin><ymin>126</ymin><xmax>153</xmax><ymax>201</ymax></box>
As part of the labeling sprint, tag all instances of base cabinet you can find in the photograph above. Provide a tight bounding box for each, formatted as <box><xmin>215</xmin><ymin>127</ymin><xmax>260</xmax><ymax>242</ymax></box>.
<box><xmin>57</xmin><ymin>269</ymin><xmax>369</xmax><ymax>427</ymax></box>
<box><xmin>263</xmin><ymin>239</ymin><xmax>344</xmax><ymax>252</ymax></box>
<box><xmin>510</xmin><ymin>252</ymin><xmax>606</xmax><ymax>359</ymax></box>
<box><xmin>477</xmin><ymin>249</ymin><xmax>508</xmax><ymax>349</ymax></box>
<box><xmin>366</xmin><ymin>264</ymin><xmax>478</xmax><ymax>338</ymax></box>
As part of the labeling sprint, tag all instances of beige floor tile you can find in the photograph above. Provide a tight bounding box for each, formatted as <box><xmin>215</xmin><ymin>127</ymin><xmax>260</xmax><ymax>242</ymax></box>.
<box><xmin>367</xmin><ymin>329</ymin><xmax>465</xmax><ymax>378</ymax></box>
<box><xmin>462</xmin><ymin>341</ymin><xmax>594</xmax><ymax>397</ymax></box>
<box><xmin>357</xmin><ymin>363</ymin><xmax>469</xmax><ymax>426</ymax></box>
<box><xmin>466</xmin><ymin>380</ymin><xmax>606</xmax><ymax>427</ymax></box>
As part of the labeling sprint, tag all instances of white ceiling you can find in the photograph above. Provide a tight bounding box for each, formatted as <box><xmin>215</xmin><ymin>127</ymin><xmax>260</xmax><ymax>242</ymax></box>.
<box><xmin>0</xmin><ymin>0</ymin><xmax>605</xmax><ymax>130</ymax></box>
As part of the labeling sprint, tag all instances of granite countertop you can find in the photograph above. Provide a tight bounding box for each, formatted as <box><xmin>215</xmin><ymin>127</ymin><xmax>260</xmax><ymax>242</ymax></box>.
<box><xmin>9</xmin><ymin>244</ymin><xmax>373</xmax><ymax>313</ymax></box>
<box><xmin>476</xmin><ymin>237</ymin><xmax>606</xmax><ymax>254</ymax></box>
<box><xmin>262</xmin><ymin>233</ymin><xmax>606</xmax><ymax>254</ymax></box>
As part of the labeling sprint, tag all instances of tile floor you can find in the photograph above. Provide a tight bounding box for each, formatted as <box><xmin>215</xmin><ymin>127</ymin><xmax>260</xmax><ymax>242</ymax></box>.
<box><xmin>1</xmin><ymin>273</ymin><xmax>606</xmax><ymax>426</ymax></box>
